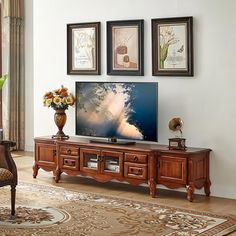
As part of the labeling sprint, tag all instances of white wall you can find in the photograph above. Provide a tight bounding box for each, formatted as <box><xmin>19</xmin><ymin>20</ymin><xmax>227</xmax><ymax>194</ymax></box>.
<box><xmin>31</xmin><ymin>0</ymin><xmax>236</xmax><ymax>199</ymax></box>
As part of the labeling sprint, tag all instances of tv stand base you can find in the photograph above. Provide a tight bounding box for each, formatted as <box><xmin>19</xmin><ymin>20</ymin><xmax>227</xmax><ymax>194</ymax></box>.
<box><xmin>34</xmin><ymin>136</ymin><xmax>211</xmax><ymax>202</ymax></box>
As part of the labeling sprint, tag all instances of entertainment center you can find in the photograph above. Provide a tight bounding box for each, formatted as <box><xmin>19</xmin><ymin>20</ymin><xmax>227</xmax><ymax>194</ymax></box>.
<box><xmin>33</xmin><ymin>136</ymin><xmax>211</xmax><ymax>202</ymax></box>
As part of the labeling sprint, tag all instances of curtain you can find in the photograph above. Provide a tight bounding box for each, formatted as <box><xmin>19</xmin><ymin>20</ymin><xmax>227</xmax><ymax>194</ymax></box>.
<box><xmin>2</xmin><ymin>0</ymin><xmax>25</xmax><ymax>150</ymax></box>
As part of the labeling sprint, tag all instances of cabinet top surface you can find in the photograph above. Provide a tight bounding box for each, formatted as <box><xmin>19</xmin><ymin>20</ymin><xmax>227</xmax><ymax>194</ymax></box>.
<box><xmin>34</xmin><ymin>136</ymin><xmax>211</xmax><ymax>154</ymax></box>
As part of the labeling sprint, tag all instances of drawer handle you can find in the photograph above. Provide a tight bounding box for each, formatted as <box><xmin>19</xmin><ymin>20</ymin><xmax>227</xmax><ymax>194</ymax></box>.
<box><xmin>64</xmin><ymin>159</ymin><xmax>75</xmax><ymax>166</ymax></box>
<box><xmin>130</xmin><ymin>167</ymin><xmax>142</xmax><ymax>175</ymax></box>
<box><xmin>133</xmin><ymin>156</ymin><xmax>138</xmax><ymax>162</ymax></box>
<box><xmin>67</xmin><ymin>149</ymin><xmax>72</xmax><ymax>155</ymax></box>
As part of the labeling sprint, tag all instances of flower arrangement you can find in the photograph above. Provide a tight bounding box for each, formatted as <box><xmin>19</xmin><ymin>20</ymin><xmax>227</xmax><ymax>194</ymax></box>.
<box><xmin>43</xmin><ymin>85</ymin><xmax>75</xmax><ymax>111</ymax></box>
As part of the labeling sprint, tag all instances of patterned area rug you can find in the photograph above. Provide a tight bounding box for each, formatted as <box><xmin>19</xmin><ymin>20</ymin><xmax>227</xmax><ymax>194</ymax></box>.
<box><xmin>0</xmin><ymin>182</ymin><xmax>235</xmax><ymax>236</ymax></box>
<box><xmin>0</xmin><ymin>205</ymin><xmax>69</xmax><ymax>227</ymax></box>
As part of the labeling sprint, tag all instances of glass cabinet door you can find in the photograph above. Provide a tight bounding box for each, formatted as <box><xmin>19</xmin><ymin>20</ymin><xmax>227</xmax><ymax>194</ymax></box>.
<box><xmin>100</xmin><ymin>151</ymin><xmax>123</xmax><ymax>177</ymax></box>
<box><xmin>80</xmin><ymin>148</ymin><xmax>100</xmax><ymax>174</ymax></box>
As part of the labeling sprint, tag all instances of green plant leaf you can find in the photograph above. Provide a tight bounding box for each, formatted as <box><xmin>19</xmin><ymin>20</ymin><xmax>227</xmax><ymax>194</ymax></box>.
<box><xmin>0</xmin><ymin>74</ymin><xmax>8</xmax><ymax>89</ymax></box>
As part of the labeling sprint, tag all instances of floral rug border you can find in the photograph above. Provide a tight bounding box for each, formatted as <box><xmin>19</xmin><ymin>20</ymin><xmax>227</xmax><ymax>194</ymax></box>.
<box><xmin>2</xmin><ymin>181</ymin><xmax>235</xmax><ymax>236</ymax></box>
<box><xmin>16</xmin><ymin>182</ymin><xmax>236</xmax><ymax>236</ymax></box>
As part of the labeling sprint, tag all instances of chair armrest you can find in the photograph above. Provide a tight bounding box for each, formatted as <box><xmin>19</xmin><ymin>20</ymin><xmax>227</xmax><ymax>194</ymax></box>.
<box><xmin>0</xmin><ymin>140</ymin><xmax>16</xmax><ymax>148</ymax></box>
<box><xmin>0</xmin><ymin>140</ymin><xmax>17</xmax><ymax>185</ymax></box>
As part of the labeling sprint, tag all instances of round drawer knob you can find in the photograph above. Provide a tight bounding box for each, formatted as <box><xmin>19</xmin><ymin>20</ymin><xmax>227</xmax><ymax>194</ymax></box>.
<box><xmin>134</xmin><ymin>156</ymin><xmax>138</xmax><ymax>162</ymax></box>
<box><xmin>67</xmin><ymin>149</ymin><xmax>71</xmax><ymax>155</ymax></box>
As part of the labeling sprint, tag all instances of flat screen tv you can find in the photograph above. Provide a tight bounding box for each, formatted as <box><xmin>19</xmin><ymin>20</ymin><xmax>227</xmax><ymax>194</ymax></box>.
<box><xmin>76</xmin><ymin>82</ymin><xmax>158</xmax><ymax>143</ymax></box>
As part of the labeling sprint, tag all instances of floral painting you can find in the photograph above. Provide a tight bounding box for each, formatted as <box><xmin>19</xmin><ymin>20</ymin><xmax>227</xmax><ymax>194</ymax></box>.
<box><xmin>67</xmin><ymin>22</ymin><xmax>100</xmax><ymax>75</ymax></box>
<box><xmin>72</xmin><ymin>27</ymin><xmax>96</xmax><ymax>70</ymax></box>
<box><xmin>152</xmin><ymin>17</ymin><xmax>193</xmax><ymax>76</ymax></box>
<box><xmin>158</xmin><ymin>24</ymin><xmax>187</xmax><ymax>70</ymax></box>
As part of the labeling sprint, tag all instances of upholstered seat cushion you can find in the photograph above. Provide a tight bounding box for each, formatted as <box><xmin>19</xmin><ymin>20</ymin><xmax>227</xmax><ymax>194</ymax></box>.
<box><xmin>0</xmin><ymin>145</ymin><xmax>8</xmax><ymax>169</ymax></box>
<box><xmin>0</xmin><ymin>168</ymin><xmax>13</xmax><ymax>181</ymax></box>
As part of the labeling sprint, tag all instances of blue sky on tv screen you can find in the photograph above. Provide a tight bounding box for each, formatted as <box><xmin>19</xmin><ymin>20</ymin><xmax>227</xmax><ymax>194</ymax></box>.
<box><xmin>76</xmin><ymin>83</ymin><xmax>157</xmax><ymax>141</ymax></box>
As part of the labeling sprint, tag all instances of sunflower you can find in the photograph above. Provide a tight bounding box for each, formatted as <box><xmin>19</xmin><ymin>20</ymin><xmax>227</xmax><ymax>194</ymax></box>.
<box><xmin>53</xmin><ymin>96</ymin><xmax>62</xmax><ymax>105</ymax></box>
<box><xmin>45</xmin><ymin>98</ymin><xmax>53</xmax><ymax>107</ymax></box>
<box><xmin>65</xmin><ymin>96</ymin><xmax>74</xmax><ymax>105</ymax></box>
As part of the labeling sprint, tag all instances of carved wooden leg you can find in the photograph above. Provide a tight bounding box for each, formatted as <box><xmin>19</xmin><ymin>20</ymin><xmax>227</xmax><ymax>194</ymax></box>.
<box><xmin>204</xmin><ymin>180</ymin><xmax>211</xmax><ymax>197</ymax></box>
<box><xmin>33</xmin><ymin>163</ymin><xmax>39</xmax><ymax>178</ymax></box>
<box><xmin>187</xmin><ymin>185</ymin><xmax>195</xmax><ymax>202</ymax></box>
<box><xmin>11</xmin><ymin>185</ymin><xmax>16</xmax><ymax>216</ymax></box>
<box><xmin>148</xmin><ymin>154</ymin><xmax>156</xmax><ymax>198</ymax></box>
<box><xmin>54</xmin><ymin>168</ymin><xmax>61</xmax><ymax>183</ymax></box>
<box><xmin>53</xmin><ymin>170</ymin><xmax>56</xmax><ymax>177</ymax></box>
<box><xmin>149</xmin><ymin>178</ymin><xmax>156</xmax><ymax>198</ymax></box>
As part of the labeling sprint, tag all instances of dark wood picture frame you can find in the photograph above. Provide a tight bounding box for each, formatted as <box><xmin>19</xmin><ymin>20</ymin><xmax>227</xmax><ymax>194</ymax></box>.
<box><xmin>67</xmin><ymin>22</ymin><xmax>100</xmax><ymax>75</ymax></box>
<box><xmin>107</xmin><ymin>20</ymin><xmax>144</xmax><ymax>76</ymax></box>
<box><xmin>152</xmin><ymin>17</ymin><xmax>193</xmax><ymax>76</ymax></box>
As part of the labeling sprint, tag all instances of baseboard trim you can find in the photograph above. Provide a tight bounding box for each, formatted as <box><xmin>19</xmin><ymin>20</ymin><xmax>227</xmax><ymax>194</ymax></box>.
<box><xmin>25</xmin><ymin>145</ymin><xmax>34</xmax><ymax>152</ymax></box>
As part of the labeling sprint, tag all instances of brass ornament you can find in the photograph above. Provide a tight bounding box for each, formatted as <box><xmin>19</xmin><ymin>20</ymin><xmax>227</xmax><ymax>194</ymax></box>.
<box><xmin>168</xmin><ymin>117</ymin><xmax>186</xmax><ymax>150</ymax></box>
<box><xmin>168</xmin><ymin>117</ymin><xmax>183</xmax><ymax>135</ymax></box>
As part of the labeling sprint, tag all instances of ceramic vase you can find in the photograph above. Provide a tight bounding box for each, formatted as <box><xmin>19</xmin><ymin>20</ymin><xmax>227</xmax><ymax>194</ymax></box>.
<box><xmin>52</xmin><ymin>109</ymin><xmax>69</xmax><ymax>139</ymax></box>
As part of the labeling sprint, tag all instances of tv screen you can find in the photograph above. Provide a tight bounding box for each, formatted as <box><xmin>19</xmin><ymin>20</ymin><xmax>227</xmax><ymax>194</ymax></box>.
<box><xmin>76</xmin><ymin>82</ymin><xmax>158</xmax><ymax>142</ymax></box>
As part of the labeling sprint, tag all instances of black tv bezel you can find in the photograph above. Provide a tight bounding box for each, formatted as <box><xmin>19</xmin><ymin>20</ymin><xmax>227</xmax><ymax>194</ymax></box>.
<box><xmin>75</xmin><ymin>81</ymin><xmax>158</xmax><ymax>143</ymax></box>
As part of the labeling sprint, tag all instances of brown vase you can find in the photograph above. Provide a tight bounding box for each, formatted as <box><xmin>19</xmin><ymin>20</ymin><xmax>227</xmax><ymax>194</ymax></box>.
<box><xmin>52</xmin><ymin>109</ymin><xmax>69</xmax><ymax>139</ymax></box>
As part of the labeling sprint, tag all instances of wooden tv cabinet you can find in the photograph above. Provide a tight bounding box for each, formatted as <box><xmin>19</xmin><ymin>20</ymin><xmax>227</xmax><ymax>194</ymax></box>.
<box><xmin>33</xmin><ymin>136</ymin><xmax>211</xmax><ymax>202</ymax></box>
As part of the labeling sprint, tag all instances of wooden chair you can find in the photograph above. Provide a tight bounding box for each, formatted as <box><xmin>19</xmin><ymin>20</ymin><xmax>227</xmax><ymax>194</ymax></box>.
<box><xmin>0</xmin><ymin>140</ymin><xmax>17</xmax><ymax>215</ymax></box>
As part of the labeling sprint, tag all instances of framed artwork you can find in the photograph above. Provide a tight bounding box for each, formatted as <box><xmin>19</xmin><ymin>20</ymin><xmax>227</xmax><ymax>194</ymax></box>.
<box><xmin>152</xmin><ymin>17</ymin><xmax>193</xmax><ymax>76</ymax></box>
<box><xmin>107</xmin><ymin>20</ymin><xmax>144</xmax><ymax>76</ymax></box>
<box><xmin>67</xmin><ymin>22</ymin><xmax>100</xmax><ymax>75</ymax></box>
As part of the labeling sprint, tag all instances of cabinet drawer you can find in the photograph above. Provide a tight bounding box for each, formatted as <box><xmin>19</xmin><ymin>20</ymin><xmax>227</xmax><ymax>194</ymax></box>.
<box><xmin>124</xmin><ymin>153</ymin><xmax>147</xmax><ymax>163</ymax></box>
<box><xmin>60</xmin><ymin>146</ymin><xmax>79</xmax><ymax>156</ymax></box>
<box><xmin>124</xmin><ymin>163</ymin><xmax>147</xmax><ymax>180</ymax></box>
<box><xmin>61</xmin><ymin>156</ymin><xmax>79</xmax><ymax>170</ymax></box>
